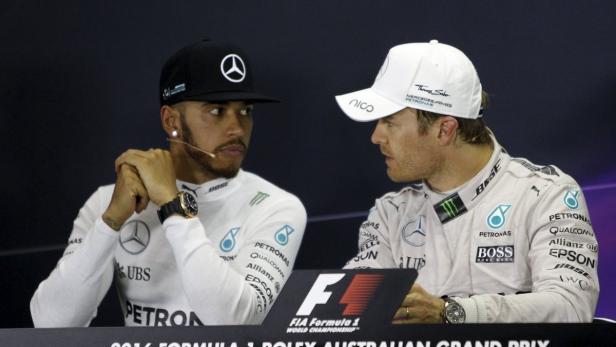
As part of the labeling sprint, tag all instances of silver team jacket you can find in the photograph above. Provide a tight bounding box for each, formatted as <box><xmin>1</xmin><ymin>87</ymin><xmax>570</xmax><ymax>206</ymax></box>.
<box><xmin>344</xmin><ymin>140</ymin><xmax>599</xmax><ymax>322</ymax></box>
<box><xmin>31</xmin><ymin>170</ymin><xmax>307</xmax><ymax>327</ymax></box>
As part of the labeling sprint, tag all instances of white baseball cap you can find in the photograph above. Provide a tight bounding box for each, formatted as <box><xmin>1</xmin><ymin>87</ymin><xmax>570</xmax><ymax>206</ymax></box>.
<box><xmin>335</xmin><ymin>40</ymin><xmax>483</xmax><ymax>122</ymax></box>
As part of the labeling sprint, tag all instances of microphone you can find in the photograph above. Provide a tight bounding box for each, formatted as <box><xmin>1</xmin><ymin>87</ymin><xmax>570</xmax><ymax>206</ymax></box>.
<box><xmin>166</xmin><ymin>138</ymin><xmax>217</xmax><ymax>158</ymax></box>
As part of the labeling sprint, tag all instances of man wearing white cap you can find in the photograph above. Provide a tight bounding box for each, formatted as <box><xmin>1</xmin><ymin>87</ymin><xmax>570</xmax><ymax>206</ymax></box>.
<box><xmin>335</xmin><ymin>40</ymin><xmax>598</xmax><ymax>323</ymax></box>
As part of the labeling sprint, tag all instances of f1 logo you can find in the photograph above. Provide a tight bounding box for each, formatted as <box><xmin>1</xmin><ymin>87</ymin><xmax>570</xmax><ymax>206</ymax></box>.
<box><xmin>296</xmin><ymin>273</ymin><xmax>384</xmax><ymax>316</ymax></box>
<box><xmin>296</xmin><ymin>274</ymin><xmax>345</xmax><ymax>316</ymax></box>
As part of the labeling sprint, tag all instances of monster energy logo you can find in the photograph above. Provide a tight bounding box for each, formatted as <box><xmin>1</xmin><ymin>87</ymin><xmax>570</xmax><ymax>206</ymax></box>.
<box><xmin>440</xmin><ymin>199</ymin><xmax>458</xmax><ymax>218</ymax></box>
<box><xmin>250</xmin><ymin>192</ymin><xmax>270</xmax><ymax>206</ymax></box>
<box><xmin>434</xmin><ymin>193</ymin><xmax>467</xmax><ymax>224</ymax></box>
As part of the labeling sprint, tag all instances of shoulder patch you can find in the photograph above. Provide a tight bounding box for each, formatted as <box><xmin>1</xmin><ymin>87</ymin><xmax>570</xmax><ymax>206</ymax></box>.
<box><xmin>511</xmin><ymin>158</ymin><xmax>560</xmax><ymax>177</ymax></box>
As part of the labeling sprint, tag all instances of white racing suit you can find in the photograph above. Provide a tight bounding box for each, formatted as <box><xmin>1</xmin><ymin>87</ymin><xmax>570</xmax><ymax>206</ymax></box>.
<box><xmin>31</xmin><ymin>170</ymin><xmax>307</xmax><ymax>327</ymax></box>
<box><xmin>344</xmin><ymin>140</ymin><xmax>599</xmax><ymax>322</ymax></box>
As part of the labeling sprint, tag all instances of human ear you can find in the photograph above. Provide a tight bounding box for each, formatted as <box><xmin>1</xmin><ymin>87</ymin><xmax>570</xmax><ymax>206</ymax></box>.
<box><xmin>438</xmin><ymin>116</ymin><xmax>458</xmax><ymax>144</ymax></box>
<box><xmin>160</xmin><ymin>105</ymin><xmax>181</xmax><ymax>139</ymax></box>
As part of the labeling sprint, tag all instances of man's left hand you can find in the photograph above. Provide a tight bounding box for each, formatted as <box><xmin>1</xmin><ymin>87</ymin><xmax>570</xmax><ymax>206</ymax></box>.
<box><xmin>115</xmin><ymin>149</ymin><xmax>178</xmax><ymax>206</ymax></box>
<box><xmin>392</xmin><ymin>283</ymin><xmax>445</xmax><ymax>324</ymax></box>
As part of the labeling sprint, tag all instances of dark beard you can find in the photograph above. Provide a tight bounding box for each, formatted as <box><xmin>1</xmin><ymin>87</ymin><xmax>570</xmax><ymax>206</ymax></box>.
<box><xmin>179</xmin><ymin>115</ymin><xmax>245</xmax><ymax>179</ymax></box>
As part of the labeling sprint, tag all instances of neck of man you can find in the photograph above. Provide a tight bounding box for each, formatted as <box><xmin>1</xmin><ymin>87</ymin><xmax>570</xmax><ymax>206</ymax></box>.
<box><xmin>425</xmin><ymin>140</ymin><xmax>494</xmax><ymax>193</ymax></box>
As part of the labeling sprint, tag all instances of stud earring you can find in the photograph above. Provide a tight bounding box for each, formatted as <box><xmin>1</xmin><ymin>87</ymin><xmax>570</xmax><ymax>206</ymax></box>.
<box><xmin>171</xmin><ymin>130</ymin><xmax>178</xmax><ymax>138</ymax></box>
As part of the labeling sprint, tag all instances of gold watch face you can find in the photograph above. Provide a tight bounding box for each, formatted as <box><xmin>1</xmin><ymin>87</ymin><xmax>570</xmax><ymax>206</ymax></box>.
<box><xmin>179</xmin><ymin>192</ymin><xmax>199</xmax><ymax>217</ymax></box>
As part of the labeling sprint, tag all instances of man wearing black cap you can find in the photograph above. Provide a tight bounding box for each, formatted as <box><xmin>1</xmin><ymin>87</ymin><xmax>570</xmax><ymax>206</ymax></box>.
<box><xmin>30</xmin><ymin>39</ymin><xmax>307</xmax><ymax>327</ymax></box>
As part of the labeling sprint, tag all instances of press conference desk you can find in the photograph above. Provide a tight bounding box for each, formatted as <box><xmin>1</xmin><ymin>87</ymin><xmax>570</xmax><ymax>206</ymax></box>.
<box><xmin>1</xmin><ymin>324</ymin><xmax>614</xmax><ymax>347</ymax></box>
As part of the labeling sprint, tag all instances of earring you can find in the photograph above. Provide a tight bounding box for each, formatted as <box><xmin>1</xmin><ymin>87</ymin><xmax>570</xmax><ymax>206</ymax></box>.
<box><xmin>171</xmin><ymin>130</ymin><xmax>178</xmax><ymax>138</ymax></box>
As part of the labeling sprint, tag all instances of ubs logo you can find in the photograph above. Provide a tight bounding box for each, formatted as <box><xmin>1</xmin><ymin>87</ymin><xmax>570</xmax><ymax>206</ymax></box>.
<box><xmin>401</xmin><ymin>215</ymin><xmax>426</xmax><ymax>247</ymax></box>
<box><xmin>119</xmin><ymin>220</ymin><xmax>151</xmax><ymax>255</ymax></box>
<box><xmin>348</xmin><ymin>99</ymin><xmax>374</xmax><ymax>112</ymax></box>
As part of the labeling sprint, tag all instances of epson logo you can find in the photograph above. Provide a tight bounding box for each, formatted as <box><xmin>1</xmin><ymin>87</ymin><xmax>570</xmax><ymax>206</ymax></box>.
<box><xmin>245</xmin><ymin>274</ymin><xmax>274</xmax><ymax>305</ymax></box>
<box><xmin>476</xmin><ymin>245</ymin><xmax>514</xmax><ymax>263</ymax></box>
<box><xmin>548</xmin><ymin>248</ymin><xmax>596</xmax><ymax>268</ymax></box>
<box><xmin>296</xmin><ymin>273</ymin><xmax>383</xmax><ymax>316</ymax></box>
<box><xmin>351</xmin><ymin>250</ymin><xmax>378</xmax><ymax>262</ymax></box>
<box><xmin>348</xmin><ymin>99</ymin><xmax>374</xmax><ymax>112</ymax></box>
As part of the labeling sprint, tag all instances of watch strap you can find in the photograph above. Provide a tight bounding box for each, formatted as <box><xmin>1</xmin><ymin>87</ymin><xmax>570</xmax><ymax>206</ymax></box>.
<box><xmin>157</xmin><ymin>194</ymin><xmax>182</xmax><ymax>224</ymax></box>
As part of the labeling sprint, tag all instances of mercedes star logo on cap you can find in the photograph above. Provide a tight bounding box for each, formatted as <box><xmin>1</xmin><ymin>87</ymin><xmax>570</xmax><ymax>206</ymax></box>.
<box><xmin>220</xmin><ymin>54</ymin><xmax>246</xmax><ymax>83</ymax></box>
<box><xmin>119</xmin><ymin>220</ymin><xmax>151</xmax><ymax>255</ymax></box>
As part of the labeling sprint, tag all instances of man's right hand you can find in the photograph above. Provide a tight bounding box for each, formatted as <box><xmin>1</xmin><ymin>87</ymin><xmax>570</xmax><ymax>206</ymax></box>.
<box><xmin>102</xmin><ymin>164</ymin><xmax>150</xmax><ymax>231</ymax></box>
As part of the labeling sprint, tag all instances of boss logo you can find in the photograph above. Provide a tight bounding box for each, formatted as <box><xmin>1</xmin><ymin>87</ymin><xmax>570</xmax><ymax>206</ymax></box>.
<box><xmin>348</xmin><ymin>99</ymin><xmax>374</xmax><ymax>112</ymax></box>
<box><xmin>476</xmin><ymin>245</ymin><xmax>514</xmax><ymax>263</ymax></box>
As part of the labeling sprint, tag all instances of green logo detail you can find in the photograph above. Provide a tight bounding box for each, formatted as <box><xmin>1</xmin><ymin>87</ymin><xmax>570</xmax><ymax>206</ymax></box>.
<box><xmin>250</xmin><ymin>192</ymin><xmax>270</xmax><ymax>206</ymax></box>
<box><xmin>440</xmin><ymin>199</ymin><xmax>458</xmax><ymax>218</ymax></box>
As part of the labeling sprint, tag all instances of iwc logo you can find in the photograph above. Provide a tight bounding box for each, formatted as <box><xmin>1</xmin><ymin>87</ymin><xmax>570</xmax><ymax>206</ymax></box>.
<box><xmin>119</xmin><ymin>220</ymin><xmax>151</xmax><ymax>255</ymax></box>
<box><xmin>220</xmin><ymin>54</ymin><xmax>246</xmax><ymax>82</ymax></box>
<box><xmin>401</xmin><ymin>215</ymin><xmax>426</xmax><ymax>247</ymax></box>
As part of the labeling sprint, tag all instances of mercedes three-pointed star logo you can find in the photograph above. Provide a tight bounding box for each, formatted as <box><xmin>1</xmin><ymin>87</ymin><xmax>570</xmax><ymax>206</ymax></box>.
<box><xmin>220</xmin><ymin>54</ymin><xmax>246</xmax><ymax>83</ymax></box>
<box><xmin>119</xmin><ymin>220</ymin><xmax>151</xmax><ymax>255</ymax></box>
<box><xmin>402</xmin><ymin>215</ymin><xmax>426</xmax><ymax>247</ymax></box>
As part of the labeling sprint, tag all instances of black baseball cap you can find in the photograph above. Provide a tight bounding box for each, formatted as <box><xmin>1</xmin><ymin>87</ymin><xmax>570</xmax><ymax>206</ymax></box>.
<box><xmin>159</xmin><ymin>39</ymin><xmax>279</xmax><ymax>105</ymax></box>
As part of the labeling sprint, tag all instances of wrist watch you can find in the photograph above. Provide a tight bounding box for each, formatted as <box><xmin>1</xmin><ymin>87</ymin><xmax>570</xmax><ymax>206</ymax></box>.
<box><xmin>157</xmin><ymin>191</ymin><xmax>199</xmax><ymax>223</ymax></box>
<box><xmin>441</xmin><ymin>297</ymin><xmax>466</xmax><ymax>324</ymax></box>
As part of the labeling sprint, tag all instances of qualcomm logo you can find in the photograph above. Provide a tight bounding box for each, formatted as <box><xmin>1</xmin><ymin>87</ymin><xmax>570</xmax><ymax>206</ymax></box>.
<box><xmin>220</xmin><ymin>227</ymin><xmax>240</xmax><ymax>252</ymax></box>
<box><xmin>119</xmin><ymin>220</ymin><xmax>151</xmax><ymax>255</ymax></box>
<box><xmin>564</xmin><ymin>190</ymin><xmax>579</xmax><ymax>209</ymax></box>
<box><xmin>402</xmin><ymin>215</ymin><xmax>426</xmax><ymax>247</ymax></box>
<box><xmin>220</xmin><ymin>54</ymin><xmax>246</xmax><ymax>83</ymax></box>
<box><xmin>487</xmin><ymin>204</ymin><xmax>511</xmax><ymax>229</ymax></box>
<box><xmin>275</xmin><ymin>225</ymin><xmax>294</xmax><ymax>246</ymax></box>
